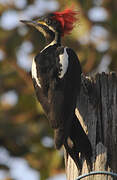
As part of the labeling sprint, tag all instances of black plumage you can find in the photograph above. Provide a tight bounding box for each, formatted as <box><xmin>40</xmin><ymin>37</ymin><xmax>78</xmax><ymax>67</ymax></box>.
<box><xmin>33</xmin><ymin>45</ymin><xmax>81</xmax><ymax>148</ymax></box>
<box><xmin>21</xmin><ymin>8</ymin><xmax>92</xmax><ymax>168</ymax></box>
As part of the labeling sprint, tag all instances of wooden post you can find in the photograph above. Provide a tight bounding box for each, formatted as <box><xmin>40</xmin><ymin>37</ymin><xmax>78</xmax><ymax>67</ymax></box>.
<box><xmin>64</xmin><ymin>72</ymin><xmax>117</xmax><ymax>180</ymax></box>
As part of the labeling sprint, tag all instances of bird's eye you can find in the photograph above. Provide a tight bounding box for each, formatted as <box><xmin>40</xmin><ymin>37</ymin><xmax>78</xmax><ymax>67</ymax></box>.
<box><xmin>46</xmin><ymin>19</ymin><xmax>51</xmax><ymax>25</ymax></box>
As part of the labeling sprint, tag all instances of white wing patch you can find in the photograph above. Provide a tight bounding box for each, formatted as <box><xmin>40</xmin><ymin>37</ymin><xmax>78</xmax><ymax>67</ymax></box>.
<box><xmin>59</xmin><ymin>48</ymin><xmax>69</xmax><ymax>78</ymax></box>
<box><xmin>31</xmin><ymin>58</ymin><xmax>41</xmax><ymax>88</ymax></box>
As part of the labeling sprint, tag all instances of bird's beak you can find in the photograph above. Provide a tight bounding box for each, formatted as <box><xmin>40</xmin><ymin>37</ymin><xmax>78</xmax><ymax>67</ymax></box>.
<box><xmin>20</xmin><ymin>20</ymin><xmax>47</xmax><ymax>27</ymax></box>
<box><xmin>20</xmin><ymin>19</ymin><xmax>48</xmax><ymax>36</ymax></box>
<box><xmin>20</xmin><ymin>20</ymin><xmax>37</xmax><ymax>27</ymax></box>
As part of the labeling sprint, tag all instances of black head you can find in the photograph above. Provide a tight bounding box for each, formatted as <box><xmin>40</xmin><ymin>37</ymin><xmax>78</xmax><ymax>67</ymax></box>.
<box><xmin>20</xmin><ymin>8</ymin><xmax>78</xmax><ymax>43</ymax></box>
<box><xmin>20</xmin><ymin>14</ymin><xmax>62</xmax><ymax>43</ymax></box>
<box><xmin>37</xmin><ymin>14</ymin><xmax>62</xmax><ymax>33</ymax></box>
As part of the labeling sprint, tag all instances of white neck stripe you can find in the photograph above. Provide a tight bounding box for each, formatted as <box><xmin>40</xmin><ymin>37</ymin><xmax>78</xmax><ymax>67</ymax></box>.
<box><xmin>41</xmin><ymin>31</ymin><xmax>59</xmax><ymax>52</ymax></box>
<box><xmin>41</xmin><ymin>39</ymin><xmax>57</xmax><ymax>52</ymax></box>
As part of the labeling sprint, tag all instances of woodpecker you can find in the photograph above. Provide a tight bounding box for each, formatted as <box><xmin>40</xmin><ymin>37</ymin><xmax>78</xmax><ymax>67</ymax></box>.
<box><xmin>21</xmin><ymin>8</ymin><xmax>92</xmax><ymax>168</ymax></box>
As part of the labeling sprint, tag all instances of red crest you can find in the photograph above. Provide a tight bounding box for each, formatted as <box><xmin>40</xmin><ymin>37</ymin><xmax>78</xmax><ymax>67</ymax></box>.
<box><xmin>53</xmin><ymin>8</ymin><xmax>78</xmax><ymax>36</ymax></box>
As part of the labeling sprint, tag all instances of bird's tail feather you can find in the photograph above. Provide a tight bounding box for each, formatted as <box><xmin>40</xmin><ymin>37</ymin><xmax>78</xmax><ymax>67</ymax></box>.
<box><xmin>54</xmin><ymin>113</ymin><xmax>92</xmax><ymax>168</ymax></box>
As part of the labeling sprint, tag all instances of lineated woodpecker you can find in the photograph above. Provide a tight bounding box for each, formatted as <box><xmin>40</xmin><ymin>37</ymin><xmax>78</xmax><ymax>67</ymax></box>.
<box><xmin>21</xmin><ymin>8</ymin><xmax>92</xmax><ymax>168</ymax></box>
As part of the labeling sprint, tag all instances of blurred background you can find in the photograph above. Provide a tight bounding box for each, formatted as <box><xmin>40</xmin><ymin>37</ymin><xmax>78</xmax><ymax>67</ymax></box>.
<box><xmin>0</xmin><ymin>0</ymin><xmax>116</xmax><ymax>179</ymax></box>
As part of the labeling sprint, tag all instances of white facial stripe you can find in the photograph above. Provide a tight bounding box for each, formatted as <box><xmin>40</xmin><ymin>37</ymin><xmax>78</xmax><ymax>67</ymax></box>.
<box><xmin>38</xmin><ymin>21</ymin><xmax>55</xmax><ymax>32</ymax></box>
<box><xmin>36</xmin><ymin>26</ymin><xmax>47</xmax><ymax>37</ymax></box>
<box><xmin>48</xmin><ymin>25</ymin><xmax>55</xmax><ymax>32</ymax></box>
<box><xmin>37</xmin><ymin>22</ymin><xmax>55</xmax><ymax>35</ymax></box>
<box><xmin>59</xmin><ymin>48</ymin><xmax>69</xmax><ymax>78</ymax></box>
<box><xmin>31</xmin><ymin>58</ymin><xmax>41</xmax><ymax>88</ymax></box>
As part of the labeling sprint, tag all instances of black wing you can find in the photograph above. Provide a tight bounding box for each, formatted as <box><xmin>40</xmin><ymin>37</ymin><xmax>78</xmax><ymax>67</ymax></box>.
<box><xmin>32</xmin><ymin>78</ymin><xmax>50</xmax><ymax>115</ymax></box>
<box><xmin>32</xmin><ymin>47</ymin><xmax>92</xmax><ymax>168</ymax></box>
<box><xmin>47</xmin><ymin>47</ymin><xmax>82</xmax><ymax>148</ymax></box>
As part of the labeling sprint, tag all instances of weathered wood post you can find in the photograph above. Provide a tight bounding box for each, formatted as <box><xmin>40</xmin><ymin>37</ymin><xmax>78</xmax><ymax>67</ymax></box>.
<box><xmin>64</xmin><ymin>72</ymin><xmax>117</xmax><ymax>180</ymax></box>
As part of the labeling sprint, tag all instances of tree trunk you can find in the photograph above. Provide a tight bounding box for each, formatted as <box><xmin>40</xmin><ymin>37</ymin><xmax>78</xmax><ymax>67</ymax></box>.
<box><xmin>64</xmin><ymin>72</ymin><xmax>117</xmax><ymax>180</ymax></box>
